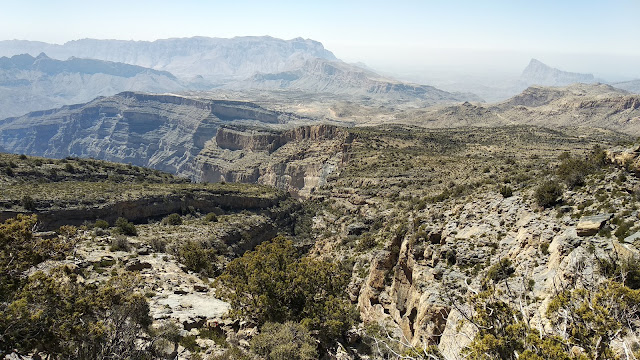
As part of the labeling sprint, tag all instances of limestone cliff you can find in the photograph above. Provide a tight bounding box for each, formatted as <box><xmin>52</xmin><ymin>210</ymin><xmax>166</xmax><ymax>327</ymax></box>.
<box><xmin>197</xmin><ymin>124</ymin><xmax>351</xmax><ymax>198</ymax></box>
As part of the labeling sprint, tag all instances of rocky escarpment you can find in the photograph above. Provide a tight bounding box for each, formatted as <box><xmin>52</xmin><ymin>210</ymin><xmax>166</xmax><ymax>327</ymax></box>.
<box><xmin>215</xmin><ymin>123</ymin><xmax>343</xmax><ymax>152</ymax></box>
<box><xmin>197</xmin><ymin>124</ymin><xmax>351</xmax><ymax>198</ymax></box>
<box><xmin>0</xmin><ymin>183</ymin><xmax>288</xmax><ymax>231</ymax></box>
<box><xmin>4</xmin><ymin>192</ymin><xmax>284</xmax><ymax>231</ymax></box>
<box><xmin>0</xmin><ymin>92</ymin><xmax>304</xmax><ymax>178</ymax></box>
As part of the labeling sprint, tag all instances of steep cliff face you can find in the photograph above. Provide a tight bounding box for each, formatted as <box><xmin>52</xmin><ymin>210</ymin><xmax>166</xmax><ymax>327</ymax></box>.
<box><xmin>0</xmin><ymin>92</ymin><xmax>300</xmax><ymax>178</ymax></box>
<box><xmin>197</xmin><ymin>124</ymin><xmax>350</xmax><ymax>198</ymax></box>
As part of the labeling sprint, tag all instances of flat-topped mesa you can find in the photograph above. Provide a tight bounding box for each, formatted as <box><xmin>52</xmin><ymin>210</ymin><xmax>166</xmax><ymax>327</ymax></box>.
<box><xmin>215</xmin><ymin>124</ymin><xmax>343</xmax><ymax>153</ymax></box>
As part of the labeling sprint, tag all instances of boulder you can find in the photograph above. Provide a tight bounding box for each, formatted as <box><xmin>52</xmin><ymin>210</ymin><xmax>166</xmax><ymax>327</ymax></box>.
<box><xmin>576</xmin><ymin>214</ymin><xmax>612</xmax><ymax>236</ymax></box>
<box><xmin>624</xmin><ymin>231</ymin><xmax>640</xmax><ymax>244</ymax></box>
<box><xmin>347</xmin><ymin>222</ymin><xmax>368</xmax><ymax>236</ymax></box>
<box><xmin>193</xmin><ymin>284</ymin><xmax>209</xmax><ymax>293</ymax></box>
<box><xmin>125</xmin><ymin>259</ymin><xmax>152</xmax><ymax>271</ymax></box>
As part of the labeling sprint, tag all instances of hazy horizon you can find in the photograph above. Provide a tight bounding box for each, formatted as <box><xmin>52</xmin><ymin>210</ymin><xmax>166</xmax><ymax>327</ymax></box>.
<box><xmin>2</xmin><ymin>0</ymin><xmax>639</xmax><ymax>81</ymax></box>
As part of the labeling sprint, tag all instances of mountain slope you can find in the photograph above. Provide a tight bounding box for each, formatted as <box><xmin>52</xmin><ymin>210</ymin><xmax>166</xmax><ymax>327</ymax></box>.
<box><xmin>232</xmin><ymin>57</ymin><xmax>482</xmax><ymax>103</ymax></box>
<box><xmin>520</xmin><ymin>58</ymin><xmax>595</xmax><ymax>86</ymax></box>
<box><xmin>613</xmin><ymin>79</ymin><xmax>640</xmax><ymax>94</ymax></box>
<box><xmin>0</xmin><ymin>53</ymin><xmax>184</xmax><ymax>118</ymax></box>
<box><xmin>391</xmin><ymin>83</ymin><xmax>640</xmax><ymax>134</ymax></box>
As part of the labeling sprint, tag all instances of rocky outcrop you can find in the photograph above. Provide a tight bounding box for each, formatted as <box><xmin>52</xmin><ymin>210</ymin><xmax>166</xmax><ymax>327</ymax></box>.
<box><xmin>576</xmin><ymin>214</ymin><xmax>612</xmax><ymax>236</ymax></box>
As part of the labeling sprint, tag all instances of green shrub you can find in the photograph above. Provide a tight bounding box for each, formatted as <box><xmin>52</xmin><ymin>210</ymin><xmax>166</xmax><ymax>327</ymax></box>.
<box><xmin>485</xmin><ymin>258</ymin><xmax>515</xmax><ymax>284</ymax></box>
<box><xmin>110</xmin><ymin>235</ymin><xmax>131</xmax><ymax>252</ymax></box>
<box><xmin>216</xmin><ymin>237</ymin><xmax>356</xmax><ymax>345</ymax></box>
<box><xmin>355</xmin><ymin>235</ymin><xmax>377</xmax><ymax>251</ymax></box>
<box><xmin>251</xmin><ymin>322</ymin><xmax>318</xmax><ymax>360</ymax></box>
<box><xmin>94</xmin><ymin>219</ymin><xmax>109</xmax><ymax>229</ymax></box>
<box><xmin>114</xmin><ymin>217</ymin><xmax>137</xmax><ymax>236</ymax></box>
<box><xmin>540</xmin><ymin>242</ymin><xmax>549</xmax><ymax>255</ymax></box>
<box><xmin>204</xmin><ymin>212</ymin><xmax>218</xmax><ymax>222</ymax></box>
<box><xmin>21</xmin><ymin>195</ymin><xmax>36</xmax><ymax>211</ymax></box>
<box><xmin>557</xmin><ymin>156</ymin><xmax>591</xmax><ymax>189</ymax></box>
<box><xmin>149</xmin><ymin>238</ymin><xmax>167</xmax><ymax>253</ymax></box>
<box><xmin>179</xmin><ymin>335</ymin><xmax>200</xmax><ymax>352</ymax></box>
<box><xmin>499</xmin><ymin>185</ymin><xmax>513</xmax><ymax>198</ymax></box>
<box><xmin>162</xmin><ymin>213</ymin><xmax>182</xmax><ymax>226</ymax></box>
<box><xmin>176</xmin><ymin>240</ymin><xmax>218</xmax><ymax>277</ymax></box>
<box><xmin>534</xmin><ymin>181</ymin><xmax>563</xmax><ymax>208</ymax></box>
<box><xmin>614</xmin><ymin>220</ymin><xmax>634</xmax><ymax>241</ymax></box>
<box><xmin>199</xmin><ymin>327</ymin><xmax>228</xmax><ymax>347</ymax></box>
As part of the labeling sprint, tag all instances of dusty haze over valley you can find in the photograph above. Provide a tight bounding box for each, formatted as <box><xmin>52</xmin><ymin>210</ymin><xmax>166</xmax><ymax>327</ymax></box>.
<box><xmin>2</xmin><ymin>1</ymin><xmax>640</xmax><ymax>360</ymax></box>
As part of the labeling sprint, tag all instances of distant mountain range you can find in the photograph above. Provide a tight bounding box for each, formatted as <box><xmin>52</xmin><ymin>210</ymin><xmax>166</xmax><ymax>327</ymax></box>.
<box><xmin>613</xmin><ymin>79</ymin><xmax>640</xmax><ymax>94</ymax></box>
<box><xmin>0</xmin><ymin>53</ymin><xmax>184</xmax><ymax>118</ymax></box>
<box><xmin>0</xmin><ymin>36</ymin><xmax>338</xmax><ymax>81</ymax></box>
<box><xmin>402</xmin><ymin>83</ymin><xmax>640</xmax><ymax>134</ymax></box>
<box><xmin>0</xmin><ymin>36</ymin><xmax>480</xmax><ymax>118</ymax></box>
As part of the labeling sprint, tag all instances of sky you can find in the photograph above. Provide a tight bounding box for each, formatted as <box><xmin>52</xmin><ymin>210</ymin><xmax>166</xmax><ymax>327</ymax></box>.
<box><xmin>1</xmin><ymin>0</ymin><xmax>639</xmax><ymax>79</ymax></box>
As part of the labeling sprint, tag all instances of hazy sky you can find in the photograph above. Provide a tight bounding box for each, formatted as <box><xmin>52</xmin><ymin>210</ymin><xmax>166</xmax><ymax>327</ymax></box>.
<box><xmin>2</xmin><ymin>0</ymin><xmax>639</xmax><ymax>78</ymax></box>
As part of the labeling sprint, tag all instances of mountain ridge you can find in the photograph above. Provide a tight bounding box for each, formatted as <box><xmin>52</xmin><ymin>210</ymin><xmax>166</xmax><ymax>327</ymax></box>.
<box><xmin>520</xmin><ymin>58</ymin><xmax>596</xmax><ymax>86</ymax></box>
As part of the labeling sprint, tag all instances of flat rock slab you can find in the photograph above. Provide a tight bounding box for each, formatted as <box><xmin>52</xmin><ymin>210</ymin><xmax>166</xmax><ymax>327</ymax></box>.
<box><xmin>153</xmin><ymin>293</ymin><xmax>230</xmax><ymax>326</ymax></box>
<box><xmin>624</xmin><ymin>231</ymin><xmax>640</xmax><ymax>244</ymax></box>
<box><xmin>576</xmin><ymin>214</ymin><xmax>612</xmax><ymax>236</ymax></box>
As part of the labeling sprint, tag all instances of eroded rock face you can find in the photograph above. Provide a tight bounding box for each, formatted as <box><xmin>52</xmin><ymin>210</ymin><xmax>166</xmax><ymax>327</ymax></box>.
<box><xmin>352</xmin><ymin>188</ymin><xmax>636</xmax><ymax>357</ymax></box>
<box><xmin>197</xmin><ymin>124</ymin><xmax>351</xmax><ymax>198</ymax></box>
